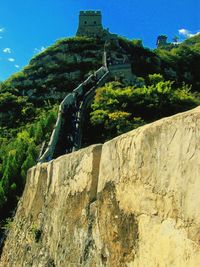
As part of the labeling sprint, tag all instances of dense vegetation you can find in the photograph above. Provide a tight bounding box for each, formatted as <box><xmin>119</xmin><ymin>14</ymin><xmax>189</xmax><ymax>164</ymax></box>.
<box><xmin>0</xmin><ymin>36</ymin><xmax>105</xmax><ymax>220</ymax></box>
<box><xmin>0</xmin><ymin>106</ymin><xmax>58</xmax><ymax>219</ymax></box>
<box><xmin>89</xmin><ymin>75</ymin><xmax>199</xmax><ymax>141</ymax></box>
<box><xmin>82</xmin><ymin>34</ymin><xmax>200</xmax><ymax>143</ymax></box>
<box><xmin>119</xmin><ymin>34</ymin><xmax>200</xmax><ymax>92</ymax></box>
<box><xmin>0</xmin><ymin>37</ymin><xmax>104</xmax><ymax>129</ymax></box>
<box><xmin>0</xmin><ymin>34</ymin><xmax>200</xmax><ymax>225</ymax></box>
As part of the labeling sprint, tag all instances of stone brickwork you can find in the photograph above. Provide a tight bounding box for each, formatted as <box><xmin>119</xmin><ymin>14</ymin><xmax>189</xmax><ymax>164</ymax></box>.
<box><xmin>76</xmin><ymin>11</ymin><xmax>103</xmax><ymax>37</ymax></box>
<box><xmin>76</xmin><ymin>11</ymin><xmax>117</xmax><ymax>40</ymax></box>
<box><xmin>156</xmin><ymin>35</ymin><xmax>168</xmax><ymax>47</ymax></box>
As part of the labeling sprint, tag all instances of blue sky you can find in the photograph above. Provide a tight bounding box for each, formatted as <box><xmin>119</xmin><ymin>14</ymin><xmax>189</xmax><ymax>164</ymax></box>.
<box><xmin>0</xmin><ymin>0</ymin><xmax>199</xmax><ymax>81</ymax></box>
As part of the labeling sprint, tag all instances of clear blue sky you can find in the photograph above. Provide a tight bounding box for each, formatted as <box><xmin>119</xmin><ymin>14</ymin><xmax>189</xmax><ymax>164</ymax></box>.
<box><xmin>0</xmin><ymin>0</ymin><xmax>199</xmax><ymax>81</ymax></box>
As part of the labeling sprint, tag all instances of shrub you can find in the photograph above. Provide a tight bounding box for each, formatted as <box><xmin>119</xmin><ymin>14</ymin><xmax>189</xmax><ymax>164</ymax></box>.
<box><xmin>90</xmin><ymin>77</ymin><xmax>199</xmax><ymax>140</ymax></box>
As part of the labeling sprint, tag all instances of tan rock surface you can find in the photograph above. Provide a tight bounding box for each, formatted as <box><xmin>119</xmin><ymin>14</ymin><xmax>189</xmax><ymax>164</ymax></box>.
<box><xmin>1</xmin><ymin>107</ymin><xmax>200</xmax><ymax>266</ymax></box>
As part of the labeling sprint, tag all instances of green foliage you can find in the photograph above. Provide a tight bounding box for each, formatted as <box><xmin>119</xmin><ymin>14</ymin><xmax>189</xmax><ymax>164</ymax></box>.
<box><xmin>0</xmin><ymin>183</ymin><xmax>6</xmax><ymax>209</ymax></box>
<box><xmin>90</xmin><ymin>110</ymin><xmax>108</xmax><ymax>125</ymax></box>
<box><xmin>30</xmin><ymin>224</ymin><xmax>42</xmax><ymax>242</ymax></box>
<box><xmin>0</xmin><ymin>34</ymin><xmax>200</xmax><ymax>225</ymax></box>
<box><xmin>0</xmin><ymin>106</ymin><xmax>58</xmax><ymax>216</ymax></box>
<box><xmin>148</xmin><ymin>73</ymin><xmax>164</xmax><ymax>85</ymax></box>
<box><xmin>155</xmin><ymin>35</ymin><xmax>200</xmax><ymax>91</ymax></box>
<box><xmin>0</xmin><ymin>37</ymin><xmax>104</xmax><ymax>130</ymax></box>
<box><xmin>34</xmin><ymin>122</ymin><xmax>44</xmax><ymax>143</ymax></box>
<box><xmin>132</xmin><ymin>39</ymin><xmax>143</xmax><ymax>47</ymax></box>
<box><xmin>181</xmin><ymin>33</ymin><xmax>200</xmax><ymax>48</ymax></box>
<box><xmin>1</xmin><ymin>131</ymin><xmax>35</xmax><ymax>196</ymax></box>
<box><xmin>118</xmin><ymin>37</ymin><xmax>143</xmax><ymax>48</ymax></box>
<box><xmin>0</xmin><ymin>93</ymin><xmax>34</xmax><ymax>127</ymax></box>
<box><xmin>118</xmin><ymin>37</ymin><xmax>160</xmax><ymax>76</ymax></box>
<box><xmin>21</xmin><ymin>143</ymin><xmax>37</xmax><ymax>180</ymax></box>
<box><xmin>90</xmin><ymin>77</ymin><xmax>199</xmax><ymax>140</ymax></box>
<box><xmin>1</xmin><ymin>217</ymin><xmax>13</xmax><ymax>231</ymax></box>
<box><xmin>90</xmin><ymin>82</ymin><xmax>145</xmax><ymax>139</ymax></box>
<box><xmin>107</xmin><ymin>111</ymin><xmax>141</xmax><ymax>135</ymax></box>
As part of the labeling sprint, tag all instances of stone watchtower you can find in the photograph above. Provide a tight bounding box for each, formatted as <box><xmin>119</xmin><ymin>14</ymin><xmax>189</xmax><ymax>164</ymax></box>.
<box><xmin>76</xmin><ymin>11</ymin><xmax>104</xmax><ymax>37</ymax></box>
<box><xmin>156</xmin><ymin>35</ymin><xmax>168</xmax><ymax>48</ymax></box>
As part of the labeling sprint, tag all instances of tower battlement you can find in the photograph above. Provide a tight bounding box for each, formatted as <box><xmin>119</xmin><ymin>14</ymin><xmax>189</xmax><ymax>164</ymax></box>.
<box><xmin>79</xmin><ymin>11</ymin><xmax>101</xmax><ymax>15</ymax></box>
<box><xmin>76</xmin><ymin>10</ymin><xmax>103</xmax><ymax>37</ymax></box>
<box><xmin>76</xmin><ymin>10</ymin><xmax>117</xmax><ymax>40</ymax></box>
<box><xmin>156</xmin><ymin>35</ymin><xmax>168</xmax><ymax>47</ymax></box>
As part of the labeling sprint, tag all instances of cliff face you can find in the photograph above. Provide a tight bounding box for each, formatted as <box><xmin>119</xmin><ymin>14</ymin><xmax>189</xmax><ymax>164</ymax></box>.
<box><xmin>1</xmin><ymin>107</ymin><xmax>200</xmax><ymax>266</ymax></box>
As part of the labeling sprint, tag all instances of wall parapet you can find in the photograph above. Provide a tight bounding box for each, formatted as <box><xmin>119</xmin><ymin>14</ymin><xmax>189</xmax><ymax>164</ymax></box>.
<box><xmin>80</xmin><ymin>11</ymin><xmax>101</xmax><ymax>16</ymax></box>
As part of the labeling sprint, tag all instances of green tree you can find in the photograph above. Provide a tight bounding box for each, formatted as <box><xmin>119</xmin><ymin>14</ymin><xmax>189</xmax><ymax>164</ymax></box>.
<box><xmin>90</xmin><ymin>79</ymin><xmax>198</xmax><ymax>141</ymax></box>
<box><xmin>34</xmin><ymin>122</ymin><xmax>43</xmax><ymax>143</ymax></box>
<box><xmin>0</xmin><ymin>183</ymin><xmax>6</xmax><ymax>209</ymax></box>
<box><xmin>148</xmin><ymin>73</ymin><xmax>164</xmax><ymax>85</ymax></box>
<box><xmin>21</xmin><ymin>144</ymin><xmax>37</xmax><ymax>180</ymax></box>
<box><xmin>1</xmin><ymin>150</ymin><xmax>18</xmax><ymax>194</ymax></box>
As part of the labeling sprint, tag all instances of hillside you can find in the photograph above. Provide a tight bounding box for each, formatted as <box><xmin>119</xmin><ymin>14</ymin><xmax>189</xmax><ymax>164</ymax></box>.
<box><xmin>1</xmin><ymin>34</ymin><xmax>200</xmax><ymax>129</ymax></box>
<box><xmin>0</xmin><ymin>37</ymin><xmax>105</xmax><ymax>129</ymax></box>
<box><xmin>1</xmin><ymin>34</ymin><xmax>200</xmax><ymax>127</ymax></box>
<box><xmin>0</xmin><ymin>34</ymin><xmax>200</xmax><ymax>234</ymax></box>
<box><xmin>155</xmin><ymin>33</ymin><xmax>200</xmax><ymax>91</ymax></box>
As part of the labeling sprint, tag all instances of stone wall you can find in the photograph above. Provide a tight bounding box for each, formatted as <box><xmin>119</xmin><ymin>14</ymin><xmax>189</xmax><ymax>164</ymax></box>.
<box><xmin>1</xmin><ymin>106</ymin><xmax>200</xmax><ymax>266</ymax></box>
<box><xmin>76</xmin><ymin>11</ymin><xmax>103</xmax><ymax>37</ymax></box>
<box><xmin>76</xmin><ymin>11</ymin><xmax>117</xmax><ymax>40</ymax></box>
<box><xmin>108</xmin><ymin>63</ymin><xmax>135</xmax><ymax>84</ymax></box>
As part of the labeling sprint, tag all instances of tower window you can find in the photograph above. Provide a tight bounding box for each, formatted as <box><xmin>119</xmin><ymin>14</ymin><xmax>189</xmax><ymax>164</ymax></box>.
<box><xmin>94</xmin><ymin>21</ymin><xmax>97</xmax><ymax>24</ymax></box>
<box><xmin>84</xmin><ymin>21</ymin><xmax>87</xmax><ymax>24</ymax></box>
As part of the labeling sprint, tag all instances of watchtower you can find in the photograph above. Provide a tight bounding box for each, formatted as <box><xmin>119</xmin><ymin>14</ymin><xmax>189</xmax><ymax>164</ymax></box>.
<box><xmin>76</xmin><ymin>11</ymin><xmax>104</xmax><ymax>37</ymax></box>
<box><xmin>156</xmin><ymin>35</ymin><xmax>168</xmax><ymax>47</ymax></box>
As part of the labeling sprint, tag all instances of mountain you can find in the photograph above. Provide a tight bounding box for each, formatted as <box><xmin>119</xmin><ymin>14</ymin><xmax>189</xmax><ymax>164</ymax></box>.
<box><xmin>1</xmin><ymin>34</ymin><xmax>200</xmax><ymax>128</ymax></box>
<box><xmin>155</xmin><ymin>33</ymin><xmax>200</xmax><ymax>92</ymax></box>
<box><xmin>0</xmin><ymin>34</ymin><xmax>200</xmax><ymax>234</ymax></box>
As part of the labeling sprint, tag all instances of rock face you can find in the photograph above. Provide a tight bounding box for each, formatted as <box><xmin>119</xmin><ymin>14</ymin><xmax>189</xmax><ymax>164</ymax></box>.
<box><xmin>1</xmin><ymin>107</ymin><xmax>200</xmax><ymax>266</ymax></box>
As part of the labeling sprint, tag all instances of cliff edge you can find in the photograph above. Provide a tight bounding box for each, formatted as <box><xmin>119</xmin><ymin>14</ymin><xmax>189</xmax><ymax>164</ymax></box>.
<box><xmin>1</xmin><ymin>106</ymin><xmax>200</xmax><ymax>266</ymax></box>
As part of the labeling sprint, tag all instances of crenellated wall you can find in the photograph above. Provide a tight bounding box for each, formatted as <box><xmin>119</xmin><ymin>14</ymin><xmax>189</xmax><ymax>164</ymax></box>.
<box><xmin>76</xmin><ymin>11</ymin><xmax>118</xmax><ymax>40</ymax></box>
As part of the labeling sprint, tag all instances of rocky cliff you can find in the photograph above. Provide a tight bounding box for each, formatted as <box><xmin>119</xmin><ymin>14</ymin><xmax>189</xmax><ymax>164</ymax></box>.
<box><xmin>1</xmin><ymin>106</ymin><xmax>200</xmax><ymax>267</ymax></box>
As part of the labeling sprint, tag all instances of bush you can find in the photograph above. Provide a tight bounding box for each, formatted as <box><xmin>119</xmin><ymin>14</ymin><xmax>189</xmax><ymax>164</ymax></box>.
<box><xmin>90</xmin><ymin>77</ymin><xmax>199</xmax><ymax>140</ymax></box>
<box><xmin>0</xmin><ymin>106</ymin><xmax>58</xmax><ymax>218</ymax></box>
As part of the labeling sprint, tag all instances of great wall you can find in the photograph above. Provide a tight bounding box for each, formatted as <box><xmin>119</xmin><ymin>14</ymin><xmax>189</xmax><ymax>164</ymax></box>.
<box><xmin>38</xmin><ymin>64</ymin><xmax>109</xmax><ymax>162</ymax></box>
<box><xmin>37</xmin><ymin>10</ymin><xmax>136</xmax><ymax>162</ymax></box>
<box><xmin>38</xmin><ymin>47</ymin><xmax>134</xmax><ymax>162</ymax></box>
<box><xmin>1</xmin><ymin>10</ymin><xmax>200</xmax><ymax>267</ymax></box>
<box><xmin>38</xmin><ymin>10</ymin><xmax>137</xmax><ymax>162</ymax></box>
